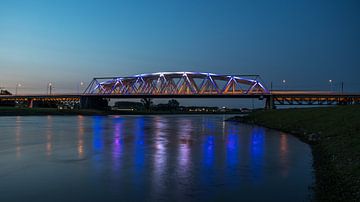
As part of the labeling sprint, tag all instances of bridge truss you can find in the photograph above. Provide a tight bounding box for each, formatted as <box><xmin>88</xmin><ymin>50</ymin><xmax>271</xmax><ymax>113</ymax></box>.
<box><xmin>84</xmin><ymin>72</ymin><xmax>269</xmax><ymax>96</ymax></box>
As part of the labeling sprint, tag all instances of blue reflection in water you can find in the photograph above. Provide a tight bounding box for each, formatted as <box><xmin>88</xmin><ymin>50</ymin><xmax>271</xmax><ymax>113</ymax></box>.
<box><xmin>92</xmin><ymin>116</ymin><xmax>104</xmax><ymax>153</ymax></box>
<box><xmin>112</xmin><ymin>117</ymin><xmax>123</xmax><ymax>172</ymax></box>
<box><xmin>135</xmin><ymin>117</ymin><xmax>145</xmax><ymax>146</ymax></box>
<box><xmin>202</xmin><ymin>117</ymin><xmax>215</xmax><ymax>135</ymax></box>
<box><xmin>134</xmin><ymin>117</ymin><xmax>145</xmax><ymax>164</ymax></box>
<box><xmin>250</xmin><ymin>128</ymin><xmax>265</xmax><ymax>183</ymax></box>
<box><xmin>204</xmin><ymin>135</ymin><xmax>215</xmax><ymax>167</ymax></box>
<box><xmin>227</xmin><ymin>127</ymin><xmax>239</xmax><ymax>166</ymax></box>
<box><xmin>203</xmin><ymin>117</ymin><xmax>216</xmax><ymax>167</ymax></box>
<box><xmin>0</xmin><ymin>115</ymin><xmax>314</xmax><ymax>202</ymax></box>
<box><xmin>134</xmin><ymin>117</ymin><xmax>145</xmax><ymax>184</ymax></box>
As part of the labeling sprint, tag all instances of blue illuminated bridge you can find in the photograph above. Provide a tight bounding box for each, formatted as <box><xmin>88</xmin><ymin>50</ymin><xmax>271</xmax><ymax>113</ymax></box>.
<box><xmin>1</xmin><ymin>72</ymin><xmax>360</xmax><ymax>109</ymax></box>
<box><xmin>85</xmin><ymin>72</ymin><xmax>269</xmax><ymax>97</ymax></box>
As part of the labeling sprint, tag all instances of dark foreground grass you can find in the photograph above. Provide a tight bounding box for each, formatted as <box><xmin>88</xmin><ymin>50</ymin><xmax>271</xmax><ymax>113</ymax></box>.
<box><xmin>228</xmin><ymin>106</ymin><xmax>360</xmax><ymax>201</ymax></box>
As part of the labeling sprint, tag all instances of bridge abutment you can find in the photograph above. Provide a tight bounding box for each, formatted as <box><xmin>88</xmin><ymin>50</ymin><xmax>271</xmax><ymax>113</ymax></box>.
<box><xmin>265</xmin><ymin>96</ymin><xmax>275</xmax><ymax>109</ymax></box>
<box><xmin>27</xmin><ymin>99</ymin><xmax>33</xmax><ymax>108</ymax></box>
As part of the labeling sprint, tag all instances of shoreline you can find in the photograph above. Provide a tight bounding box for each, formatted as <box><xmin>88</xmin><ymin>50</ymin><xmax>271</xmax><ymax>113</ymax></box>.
<box><xmin>0</xmin><ymin>107</ymin><xmax>245</xmax><ymax>116</ymax></box>
<box><xmin>226</xmin><ymin>106</ymin><xmax>360</xmax><ymax>201</ymax></box>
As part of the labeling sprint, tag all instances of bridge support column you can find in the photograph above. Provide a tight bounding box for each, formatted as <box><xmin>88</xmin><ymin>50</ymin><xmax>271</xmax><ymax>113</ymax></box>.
<box><xmin>27</xmin><ymin>99</ymin><xmax>33</xmax><ymax>108</ymax></box>
<box><xmin>80</xmin><ymin>96</ymin><xmax>109</xmax><ymax>110</ymax></box>
<box><xmin>265</xmin><ymin>96</ymin><xmax>275</xmax><ymax>110</ymax></box>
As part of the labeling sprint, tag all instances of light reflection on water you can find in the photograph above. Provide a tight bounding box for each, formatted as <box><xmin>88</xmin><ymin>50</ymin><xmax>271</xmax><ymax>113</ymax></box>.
<box><xmin>280</xmin><ymin>132</ymin><xmax>290</xmax><ymax>177</ymax></box>
<box><xmin>152</xmin><ymin>116</ymin><xmax>167</xmax><ymax>199</ymax></box>
<box><xmin>227</xmin><ymin>126</ymin><xmax>239</xmax><ymax>166</ymax></box>
<box><xmin>15</xmin><ymin>116</ymin><xmax>21</xmax><ymax>159</ymax></box>
<box><xmin>111</xmin><ymin>116</ymin><xmax>122</xmax><ymax>172</ymax></box>
<box><xmin>78</xmin><ymin>115</ymin><xmax>85</xmax><ymax>159</ymax></box>
<box><xmin>251</xmin><ymin>128</ymin><xmax>265</xmax><ymax>183</ymax></box>
<box><xmin>46</xmin><ymin>116</ymin><xmax>53</xmax><ymax>157</ymax></box>
<box><xmin>0</xmin><ymin>115</ymin><xmax>313</xmax><ymax>202</ymax></box>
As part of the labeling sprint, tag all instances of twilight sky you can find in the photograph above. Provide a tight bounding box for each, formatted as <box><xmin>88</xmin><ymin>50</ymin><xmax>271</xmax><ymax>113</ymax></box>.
<box><xmin>0</xmin><ymin>0</ymin><xmax>359</xmax><ymax>96</ymax></box>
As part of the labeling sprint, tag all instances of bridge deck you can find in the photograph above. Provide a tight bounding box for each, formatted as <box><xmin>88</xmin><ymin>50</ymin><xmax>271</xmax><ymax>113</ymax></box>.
<box><xmin>1</xmin><ymin>91</ymin><xmax>360</xmax><ymax>106</ymax></box>
<box><xmin>271</xmin><ymin>91</ymin><xmax>360</xmax><ymax>105</ymax></box>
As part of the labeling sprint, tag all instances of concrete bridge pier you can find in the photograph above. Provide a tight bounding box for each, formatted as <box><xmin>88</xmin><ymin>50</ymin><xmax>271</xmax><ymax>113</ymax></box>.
<box><xmin>27</xmin><ymin>99</ymin><xmax>33</xmax><ymax>108</ymax></box>
<box><xmin>80</xmin><ymin>96</ymin><xmax>109</xmax><ymax>110</ymax></box>
<box><xmin>265</xmin><ymin>95</ymin><xmax>275</xmax><ymax>109</ymax></box>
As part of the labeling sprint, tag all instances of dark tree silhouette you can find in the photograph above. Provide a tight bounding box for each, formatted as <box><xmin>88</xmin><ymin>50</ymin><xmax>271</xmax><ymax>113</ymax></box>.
<box><xmin>141</xmin><ymin>98</ymin><xmax>153</xmax><ymax>111</ymax></box>
<box><xmin>168</xmin><ymin>99</ymin><xmax>180</xmax><ymax>111</ymax></box>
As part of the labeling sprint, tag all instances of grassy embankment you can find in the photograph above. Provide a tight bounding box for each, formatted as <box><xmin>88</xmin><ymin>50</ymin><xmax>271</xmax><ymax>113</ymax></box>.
<box><xmin>228</xmin><ymin>106</ymin><xmax>360</xmax><ymax>201</ymax></box>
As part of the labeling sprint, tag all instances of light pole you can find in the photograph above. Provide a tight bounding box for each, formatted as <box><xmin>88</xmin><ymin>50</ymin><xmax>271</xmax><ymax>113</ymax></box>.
<box><xmin>78</xmin><ymin>81</ymin><xmax>84</xmax><ymax>94</ymax></box>
<box><xmin>15</xmin><ymin>83</ymin><xmax>21</xmax><ymax>95</ymax></box>
<box><xmin>282</xmin><ymin>79</ymin><xmax>286</xmax><ymax>90</ymax></box>
<box><xmin>48</xmin><ymin>83</ymin><xmax>52</xmax><ymax>95</ymax></box>
<box><xmin>329</xmin><ymin>79</ymin><xmax>332</xmax><ymax>91</ymax></box>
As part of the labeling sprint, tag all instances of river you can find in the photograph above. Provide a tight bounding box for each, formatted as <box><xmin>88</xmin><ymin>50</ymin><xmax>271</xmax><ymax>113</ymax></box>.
<box><xmin>0</xmin><ymin>115</ymin><xmax>313</xmax><ymax>201</ymax></box>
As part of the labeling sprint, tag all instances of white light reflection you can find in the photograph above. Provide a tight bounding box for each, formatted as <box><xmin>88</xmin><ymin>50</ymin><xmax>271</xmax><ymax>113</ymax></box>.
<box><xmin>15</xmin><ymin>116</ymin><xmax>22</xmax><ymax>159</ymax></box>
<box><xmin>177</xmin><ymin>119</ymin><xmax>192</xmax><ymax>181</ymax></box>
<box><xmin>279</xmin><ymin>133</ymin><xmax>289</xmax><ymax>177</ymax></box>
<box><xmin>77</xmin><ymin>115</ymin><xmax>85</xmax><ymax>158</ymax></box>
<box><xmin>112</xmin><ymin>117</ymin><xmax>123</xmax><ymax>172</ymax></box>
<box><xmin>151</xmin><ymin>116</ymin><xmax>168</xmax><ymax>199</ymax></box>
<box><xmin>46</xmin><ymin>116</ymin><xmax>53</xmax><ymax>157</ymax></box>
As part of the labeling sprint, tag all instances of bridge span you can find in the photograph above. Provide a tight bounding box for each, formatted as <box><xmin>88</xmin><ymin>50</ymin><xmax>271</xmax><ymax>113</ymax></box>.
<box><xmin>1</xmin><ymin>91</ymin><xmax>359</xmax><ymax>109</ymax></box>
<box><xmin>1</xmin><ymin>72</ymin><xmax>359</xmax><ymax>109</ymax></box>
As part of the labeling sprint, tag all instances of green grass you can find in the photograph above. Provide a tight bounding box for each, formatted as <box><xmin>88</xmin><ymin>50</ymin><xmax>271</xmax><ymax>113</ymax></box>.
<box><xmin>229</xmin><ymin>106</ymin><xmax>360</xmax><ymax>201</ymax></box>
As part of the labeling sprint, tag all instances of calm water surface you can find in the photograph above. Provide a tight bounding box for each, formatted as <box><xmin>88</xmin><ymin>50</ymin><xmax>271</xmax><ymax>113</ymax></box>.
<box><xmin>0</xmin><ymin>115</ymin><xmax>313</xmax><ymax>201</ymax></box>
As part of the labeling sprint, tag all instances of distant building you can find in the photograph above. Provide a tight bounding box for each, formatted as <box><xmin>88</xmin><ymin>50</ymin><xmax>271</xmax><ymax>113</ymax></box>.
<box><xmin>240</xmin><ymin>108</ymin><xmax>251</xmax><ymax>113</ymax></box>
<box><xmin>0</xmin><ymin>89</ymin><xmax>12</xmax><ymax>95</ymax></box>
<box><xmin>0</xmin><ymin>89</ymin><xmax>14</xmax><ymax>106</ymax></box>
<box><xmin>185</xmin><ymin>106</ymin><xmax>219</xmax><ymax>112</ymax></box>
<box><xmin>113</xmin><ymin>101</ymin><xmax>143</xmax><ymax>111</ymax></box>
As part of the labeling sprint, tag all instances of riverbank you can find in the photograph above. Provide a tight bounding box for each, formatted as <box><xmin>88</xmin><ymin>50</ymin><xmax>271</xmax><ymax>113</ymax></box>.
<box><xmin>0</xmin><ymin>107</ymin><xmax>245</xmax><ymax>116</ymax></box>
<box><xmin>227</xmin><ymin>106</ymin><xmax>360</xmax><ymax>201</ymax></box>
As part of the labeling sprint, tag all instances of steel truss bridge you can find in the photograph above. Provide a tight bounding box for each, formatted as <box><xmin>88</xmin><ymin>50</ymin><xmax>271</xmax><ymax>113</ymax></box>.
<box><xmin>84</xmin><ymin>72</ymin><xmax>269</xmax><ymax>96</ymax></box>
<box><xmin>1</xmin><ymin>72</ymin><xmax>360</xmax><ymax>109</ymax></box>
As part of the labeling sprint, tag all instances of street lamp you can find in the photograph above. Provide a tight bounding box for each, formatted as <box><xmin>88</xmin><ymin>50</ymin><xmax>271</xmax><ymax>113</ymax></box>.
<box><xmin>282</xmin><ymin>79</ymin><xmax>286</xmax><ymax>90</ymax></box>
<box><xmin>15</xmin><ymin>83</ymin><xmax>21</xmax><ymax>95</ymax></box>
<box><xmin>48</xmin><ymin>82</ymin><xmax>52</xmax><ymax>95</ymax></box>
<box><xmin>329</xmin><ymin>79</ymin><xmax>332</xmax><ymax>91</ymax></box>
<box><xmin>78</xmin><ymin>81</ymin><xmax>84</xmax><ymax>94</ymax></box>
